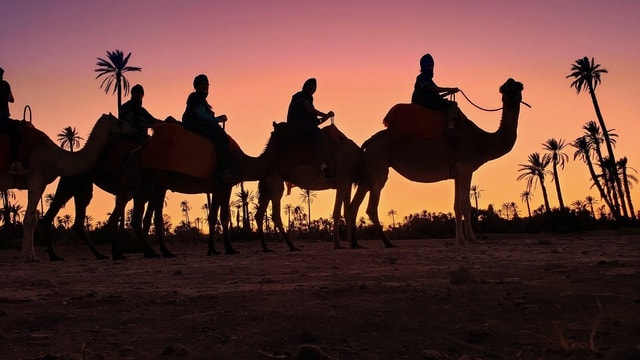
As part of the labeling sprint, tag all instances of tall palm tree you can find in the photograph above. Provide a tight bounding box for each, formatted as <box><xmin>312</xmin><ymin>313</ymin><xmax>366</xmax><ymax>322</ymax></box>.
<box><xmin>56</xmin><ymin>126</ymin><xmax>84</xmax><ymax>152</ymax></box>
<box><xmin>582</xmin><ymin>121</ymin><xmax>620</xmax><ymax>212</ymax></box>
<box><xmin>542</xmin><ymin>138</ymin><xmax>569</xmax><ymax>211</ymax></box>
<box><xmin>387</xmin><ymin>209</ymin><xmax>398</xmax><ymax>228</ymax></box>
<box><xmin>617</xmin><ymin>157</ymin><xmax>637</xmax><ymax>221</ymax></box>
<box><xmin>469</xmin><ymin>184</ymin><xmax>482</xmax><ymax>220</ymax></box>
<box><xmin>517</xmin><ymin>152</ymin><xmax>552</xmax><ymax>214</ymax></box>
<box><xmin>235</xmin><ymin>183</ymin><xmax>255</xmax><ymax>231</ymax></box>
<box><xmin>179</xmin><ymin>200</ymin><xmax>191</xmax><ymax>228</ymax></box>
<box><xmin>520</xmin><ymin>189</ymin><xmax>533</xmax><ymax>217</ymax></box>
<box><xmin>572</xmin><ymin>136</ymin><xmax>616</xmax><ymax>217</ymax></box>
<box><xmin>299</xmin><ymin>189</ymin><xmax>316</xmax><ymax>231</ymax></box>
<box><xmin>95</xmin><ymin>49</ymin><xmax>142</xmax><ymax>116</ymax></box>
<box><xmin>584</xmin><ymin>195</ymin><xmax>598</xmax><ymax>219</ymax></box>
<box><xmin>567</xmin><ymin>56</ymin><xmax>625</xmax><ymax>219</ymax></box>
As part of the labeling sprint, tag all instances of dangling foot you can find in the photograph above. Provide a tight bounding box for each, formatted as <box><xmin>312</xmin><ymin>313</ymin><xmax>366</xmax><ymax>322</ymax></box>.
<box><xmin>8</xmin><ymin>161</ymin><xmax>27</xmax><ymax>175</ymax></box>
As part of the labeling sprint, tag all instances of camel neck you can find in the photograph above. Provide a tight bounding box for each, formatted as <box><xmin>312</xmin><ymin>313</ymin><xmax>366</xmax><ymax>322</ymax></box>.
<box><xmin>55</xmin><ymin>120</ymin><xmax>113</xmax><ymax>176</ymax></box>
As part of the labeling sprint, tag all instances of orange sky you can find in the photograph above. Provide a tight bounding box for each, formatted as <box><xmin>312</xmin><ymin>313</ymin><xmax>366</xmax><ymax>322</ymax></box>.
<box><xmin>2</xmin><ymin>0</ymin><xmax>640</xmax><ymax>229</ymax></box>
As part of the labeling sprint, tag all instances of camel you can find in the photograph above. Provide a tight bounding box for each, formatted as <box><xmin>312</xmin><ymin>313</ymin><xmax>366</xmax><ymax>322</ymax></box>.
<box><xmin>136</xmin><ymin>123</ymin><xmax>279</xmax><ymax>257</ymax></box>
<box><xmin>346</xmin><ymin>78</ymin><xmax>525</xmax><ymax>247</ymax></box>
<box><xmin>0</xmin><ymin>114</ymin><xmax>136</xmax><ymax>262</ymax></box>
<box><xmin>37</xmin><ymin>137</ymin><xmax>156</xmax><ymax>261</ymax></box>
<box><xmin>254</xmin><ymin>122</ymin><xmax>361</xmax><ymax>252</ymax></box>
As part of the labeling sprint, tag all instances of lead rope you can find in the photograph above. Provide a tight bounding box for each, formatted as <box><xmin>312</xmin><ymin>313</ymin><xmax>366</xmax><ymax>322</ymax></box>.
<box><xmin>23</xmin><ymin>105</ymin><xmax>32</xmax><ymax>123</ymax></box>
<box><xmin>456</xmin><ymin>90</ymin><xmax>531</xmax><ymax>111</ymax></box>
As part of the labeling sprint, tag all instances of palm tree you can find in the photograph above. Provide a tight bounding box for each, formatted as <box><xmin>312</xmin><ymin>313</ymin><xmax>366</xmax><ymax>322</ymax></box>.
<box><xmin>617</xmin><ymin>157</ymin><xmax>637</xmax><ymax>221</ymax></box>
<box><xmin>179</xmin><ymin>200</ymin><xmax>191</xmax><ymax>228</ymax></box>
<box><xmin>56</xmin><ymin>126</ymin><xmax>84</xmax><ymax>152</ymax></box>
<box><xmin>572</xmin><ymin>136</ymin><xmax>616</xmax><ymax>217</ymax></box>
<box><xmin>95</xmin><ymin>49</ymin><xmax>142</xmax><ymax>116</ymax></box>
<box><xmin>517</xmin><ymin>152</ymin><xmax>552</xmax><ymax>214</ymax></box>
<box><xmin>584</xmin><ymin>195</ymin><xmax>598</xmax><ymax>219</ymax></box>
<box><xmin>235</xmin><ymin>183</ymin><xmax>255</xmax><ymax>231</ymax></box>
<box><xmin>469</xmin><ymin>185</ymin><xmax>482</xmax><ymax>210</ymax></box>
<box><xmin>567</xmin><ymin>56</ymin><xmax>625</xmax><ymax>219</ymax></box>
<box><xmin>299</xmin><ymin>189</ymin><xmax>316</xmax><ymax>231</ymax></box>
<box><xmin>542</xmin><ymin>138</ymin><xmax>569</xmax><ymax>211</ymax></box>
<box><xmin>284</xmin><ymin>204</ymin><xmax>293</xmax><ymax>231</ymax></box>
<box><xmin>520</xmin><ymin>189</ymin><xmax>533</xmax><ymax>217</ymax></box>
<box><xmin>387</xmin><ymin>209</ymin><xmax>398</xmax><ymax>228</ymax></box>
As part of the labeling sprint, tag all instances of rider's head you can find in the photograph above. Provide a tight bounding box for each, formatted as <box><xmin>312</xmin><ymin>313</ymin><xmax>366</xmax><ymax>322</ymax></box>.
<box><xmin>420</xmin><ymin>53</ymin><xmax>434</xmax><ymax>71</ymax></box>
<box><xmin>302</xmin><ymin>78</ymin><xmax>317</xmax><ymax>94</ymax></box>
<box><xmin>131</xmin><ymin>84</ymin><xmax>144</xmax><ymax>96</ymax></box>
<box><xmin>193</xmin><ymin>74</ymin><xmax>209</xmax><ymax>95</ymax></box>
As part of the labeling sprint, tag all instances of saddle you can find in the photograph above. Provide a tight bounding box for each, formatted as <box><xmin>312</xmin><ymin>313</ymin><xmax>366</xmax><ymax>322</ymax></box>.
<box><xmin>383</xmin><ymin>103</ymin><xmax>460</xmax><ymax>140</ymax></box>
<box><xmin>0</xmin><ymin>122</ymin><xmax>49</xmax><ymax>172</ymax></box>
<box><xmin>141</xmin><ymin>123</ymin><xmax>240</xmax><ymax>179</ymax></box>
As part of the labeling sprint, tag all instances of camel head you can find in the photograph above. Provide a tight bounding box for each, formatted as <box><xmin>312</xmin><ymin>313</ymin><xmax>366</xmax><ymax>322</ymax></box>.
<box><xmin>500</xmin><ymin>78</ymin><xmax>524</xmax><ymax>107</ymax></box>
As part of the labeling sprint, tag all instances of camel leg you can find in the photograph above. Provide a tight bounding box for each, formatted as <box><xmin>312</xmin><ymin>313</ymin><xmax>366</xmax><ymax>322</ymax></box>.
<box><xmin>22</xmin><ymin>181</ymin><xmax>47</xmax><ymax>262</ymax></box>
<box><xmin>255</xmin><ymin>180</ymin><xmax>273</xmax><ymax>252</ymax></box>
<box><xmin>38</xmin><ymin>179</ymin><xmax>75</xmax><ymax>261</ymax></box>
<box><xmin>454</xmin><ymin>173</ymin><xmax>478</xmax><ymax>245</ymax></box>
<box><xmin>331</xmin><ymin>184</ymin><xmax>349</xmax><ymax>249</ymax></box>
<box><xmin>364</xmin><ymin>165</ymin><xmax>396</xmax><ymax>248</ymax></box>
<box><xmin>346</xmin><ymin>183</ymin><xmax>368</xmax><ymax>249</ymax></box>
<box><xmin>206</xmin><ymin>200</ymin><xmax>221</xmax><ymax>256</ymax></box>
<box><xmin>218</xmin><ymin>186</ymin><xmax>238</xmax><ymax>255</ymax></box>
<box><xmin>148</xmin><ymin>187</ymin><xmax>173</xmax><ymax>258</ymax></box>
<box><xmin>131</xmin><ymin>194</ymin><xmax>165</xmax><ymax>258</ymax></box>
<box><xmin>70</xmin><ymin>184</ymin><xmax>109</xmax><ymax>260</ymax></box>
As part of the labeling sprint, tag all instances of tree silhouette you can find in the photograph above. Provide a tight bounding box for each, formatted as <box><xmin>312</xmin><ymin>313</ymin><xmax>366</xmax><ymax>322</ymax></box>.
<box><xmin>567</xmin><ymin>56</ymin><xmax>625</xmax><ymax>219</ymax></box>
<box><xmin>617</xmin><ymin>157</ymin><xmax>637</xmax><ymax>221</ymax></box>
<box><xmin>571</xmin><ymin>136</ymin><xmax>615</xmax><ymax>215</ymax></box>
<box><xmin>520</xmin><ymin>189</ymin><xmax>533</xmax><ymax>217</ymax></box>
<box><xmin>387</xmin><ymin>208</ymin><xmax>398</xmax><ymax>228</ymax></box>
<box><xmin>283</xmin><ymin>204</ymin><xmax>293</xmax><ymax>231</ymax></box>
<box><xmin>299</xmin><ymin>189</ymin><xmax>316</xmax><ymax>231</ymax></box>
<box><xmin>542</xmin><ymin>138</ymin><xmax>569</xmax><ymax>211</ymax></box>
<box><xmin>584</xmin><ymin>195</ymin><xmax>598</xmax><ymax>219</ymax></box>
<box><xmin>1</xmin><ymin>190</ymin><xmax>15</xmax><ymax>227</ymax></box>
<box><xmin>517</xmin><ymin>152</ymin><xmax>551</xmax><ymax>214</ymax></box>
<box><xmin>56</xmin><ymin>126</ymin><xmax>84</xmax><ymax>152</ymax></box>
<box><xmin>179</xmin><ymin>200</ymin><xmax>191</xmax><ymax>228</ymax></box>
<box><xmin>95</xmin><ymin>49</ymin><xmax>142</xmax><ymax>117</ymax></box>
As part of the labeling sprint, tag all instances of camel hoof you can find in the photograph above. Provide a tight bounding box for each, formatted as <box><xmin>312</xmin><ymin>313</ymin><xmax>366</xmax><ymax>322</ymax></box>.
<box><xmin>22</xmin><ymin>256</ymin><xmax>41</xmax><ymax>263</ymax></box>
<box><xmin>224</xmin><ymin>248</ymin><xmax>239</xmax><ymax>255</ymax></box>
<box><xmin>112</xmin><ymin>253</ymin><xmax>127</xmax><ymax>260</ymax></box>
<box><xmin>262</xmin><ymin>248</ymin><xmax>274</xmax><ymax>253</ymax></box>
<box><xmin>49</xmin><ymin>254</ymin><xmax>64</xmax><ymax>261</ymax></box>
<box><xmin>349</xmin><ymin>244</ymin><xmax>365</xmax><ymax>250</ymax></box>
<box><xmin>289</xmin><ymin>246</ymin><xmax>301</xmax><ymax>252</ymax></box>
<box><xmin>143</xmin><ymin>251</ymin><xmax>161</xmax><ymax>259</ymax></box>
<box><xmin>207</xmin><ymin>249</ymin><xmax>221</xmax><ymax>256</ymax></box>
<box><xmin>334</xmin><ymin>244</ymin><xmax>346</xmax><ymax>250</ymax></box>
<box><xmin>162</xmin><ymin>251</ymin><xmax>177</xmax><ymax>258</ymax></box>
<box><xmin>94</xmin><ymin>254</ymin><xmax>109</xmax><ymax>260</ymax></box>
<box><xmin>384</xmin><ymin>243</ymin><xmax>398</xmax><ymax>248</ymax></box>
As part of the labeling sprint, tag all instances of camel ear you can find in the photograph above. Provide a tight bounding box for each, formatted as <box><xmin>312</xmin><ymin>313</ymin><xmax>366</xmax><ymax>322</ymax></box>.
<box><xmin>272</xmin><ymin>121</ymin><xmax>277</xmax><ymax>128</ymax></box>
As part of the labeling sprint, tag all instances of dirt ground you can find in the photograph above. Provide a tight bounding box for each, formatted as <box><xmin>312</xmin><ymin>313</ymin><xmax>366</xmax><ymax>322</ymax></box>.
<box><xmin>1</xmin><ymin>230</ymin><xmax>639</xmax><ymax>360</ymax></box>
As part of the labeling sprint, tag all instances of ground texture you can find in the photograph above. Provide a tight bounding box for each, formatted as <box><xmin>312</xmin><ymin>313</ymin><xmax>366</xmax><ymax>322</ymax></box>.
<box><xmin>1</xmin><ymin>230</ymin><xmax>639</xmax><ymax>360</ymax></box>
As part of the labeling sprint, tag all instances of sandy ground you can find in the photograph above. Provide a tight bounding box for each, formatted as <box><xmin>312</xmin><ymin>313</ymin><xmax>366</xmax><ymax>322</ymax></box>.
<box><xmin>1</xmin><ymin>230</ymin><xmax>639</xmax><ymax>360</ymax></box>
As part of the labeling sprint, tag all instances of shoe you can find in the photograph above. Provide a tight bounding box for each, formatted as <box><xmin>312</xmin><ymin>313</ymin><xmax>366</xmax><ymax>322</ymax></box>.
<box><xmin>8</xmin><ymin>161</ymin><xmax>27</xmax><ymax>175</ymax></box>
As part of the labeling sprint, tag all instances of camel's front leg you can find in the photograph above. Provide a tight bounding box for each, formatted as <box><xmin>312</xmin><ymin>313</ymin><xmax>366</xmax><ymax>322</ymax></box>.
<box><xmin>217</xmin><ymin>186</ymin><xmax>238</xmax><ymax>255</ymax></box>
<box><xmin>365</xmin><ymin>170</ymin><xmax>396</xmax><ymax>248</ymax></box>
<box><xmin>331</xmin><ymin>185</ymin><xmax>349</xmax><ymax>249</ymax></box>
<box><xmin>346</xmin><ymin>182</ymin><xmax>367</xmax><ymax>248</ymax></box>
<box><xmin>23</xmin><ymin>183</ymin><xmax>46</xmax><ymax>262</ymax></box>
<box><xmin>453</xmin><ymin>172</ymin><xmax>477</xmax><ymax>245</ymax></box>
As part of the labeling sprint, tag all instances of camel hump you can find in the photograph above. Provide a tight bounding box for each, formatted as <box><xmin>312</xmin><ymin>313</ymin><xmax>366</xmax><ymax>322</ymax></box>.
<box><xmin>0</xmin><ymin>122</ymin><xmax>49</xmax><ymax>171</ymax></box>
<box><xmin>383</xmin><ymin>103</ymin><xmax>447</xmax><ymax>140</ymax></box>
<box><xmin>321</xmin><ymin>124</ymin><xmax>349</xmax><ymax>143</ymax></box>
<box><xmin>142</xmin><ymin>123</ymin><xmax>237</xmax><ymax>179</ymax></box>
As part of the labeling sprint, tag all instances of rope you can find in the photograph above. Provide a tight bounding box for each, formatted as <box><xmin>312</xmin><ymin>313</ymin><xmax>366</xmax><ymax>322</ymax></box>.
<box><xmin>457</xmin><ymin>90</ymin><xmax>531</xmax><ymax>112</ymax></box>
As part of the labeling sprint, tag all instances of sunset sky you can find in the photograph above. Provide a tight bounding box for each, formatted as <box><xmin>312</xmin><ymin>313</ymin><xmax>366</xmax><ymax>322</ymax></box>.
<box><xmin>2</xmin><ymin>0</ymin><xmax>639</xmax><ymax>230</ymax></box>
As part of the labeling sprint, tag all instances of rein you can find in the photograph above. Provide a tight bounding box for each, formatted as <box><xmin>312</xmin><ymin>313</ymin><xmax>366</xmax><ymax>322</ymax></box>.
<box><xmin>455</xmin><ymin>90</ymin><xmax>531</xmax><ymax>111</ymax></box>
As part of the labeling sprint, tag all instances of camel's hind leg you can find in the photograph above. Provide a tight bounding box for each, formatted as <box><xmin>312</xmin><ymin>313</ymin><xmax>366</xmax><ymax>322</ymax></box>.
<box><xmin>347</xmin><ymin>183</ymin><xmax>367</xmax><ymax>248</ymax></box>
<box><xmin>257</xmin><ymin>178</ymin><xmax>297</xmax><ymax>252</ymax></box>
<box><xmin>365</xmin><ymin>175</ymin><xmax>396</xmax><ymax>248</ymax></box>
<box><xmin>216</xmin><ymin>186</ymin><xmax>238</xmax><ymax>255</ymax></box>
<box><xmin>69</xmin><ymin>184</ymin><xmax>109</xmax><ymax>260</ymax></box>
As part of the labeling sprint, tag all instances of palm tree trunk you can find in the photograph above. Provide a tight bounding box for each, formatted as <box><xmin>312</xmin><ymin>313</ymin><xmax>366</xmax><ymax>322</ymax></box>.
<box><xmin>588</xmin><ymin>81</ymin><xmax>624</xmax><ymax>219</ymax></box>
<box><xmin>552</xmin><ymin>162</ymin><xmax>565</xmax><ymax>210</ymax></box>
<box><xmin>622</xmin><ymin>168</ymin><xmax>637</xmax><ymax>221</ymax></box>
<box><xmin>526</xmin><ymin>199</ymin><xmax>531</xmax><ymax>217</ymax></box>
<box><xmin>539</xmin><ymin>179</ymin><xmax>551</xmax><ymax>214</ymax></box>
<box><xmin>586</xmin><ymin>157</ymin><xmax>616</xmax><ymax>217</ymax></box>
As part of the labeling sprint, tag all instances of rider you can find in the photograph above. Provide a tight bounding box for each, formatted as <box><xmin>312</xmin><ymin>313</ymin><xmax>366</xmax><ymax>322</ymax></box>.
<box><xmin>411</xmin><ymin>53</ymin><xmax>460</xmax><ymax>134</ymax></box>
<box><xmin>0</xmin><ymin>67</ymin><xmax>27</xmax><ymax>175</ymax></box>
<box><xmin>182</xmin><ymin>74</ymin><xmax>233</xmax><ymax>182</ymax></box>
<box><xmin>286</xmin><ymin>78</ymin><xmax>334</xmax><ymax>176</ymax></box>
<box><xmin>119</xmin><ymin>84</ymin><xmax>163</xmax><ymax>142</ymax></box>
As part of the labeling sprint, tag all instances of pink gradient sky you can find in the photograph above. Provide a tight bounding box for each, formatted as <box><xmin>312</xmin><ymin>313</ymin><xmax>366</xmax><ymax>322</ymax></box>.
<box><xmin>2</xmin><ymin>0</ymin><xmax>640</xmax><ymax>228</ymax></box>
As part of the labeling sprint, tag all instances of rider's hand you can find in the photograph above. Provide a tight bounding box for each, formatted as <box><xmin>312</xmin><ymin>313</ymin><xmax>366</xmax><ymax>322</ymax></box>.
<box><xmin>327</xmin><ymin>111</ymin><xmax>335</xmax><ymax>118</ymax></box>
<box><xmin>218</xmin><ymin>114</ymin><xmax>228</xmax><ymax>123</ymax></box>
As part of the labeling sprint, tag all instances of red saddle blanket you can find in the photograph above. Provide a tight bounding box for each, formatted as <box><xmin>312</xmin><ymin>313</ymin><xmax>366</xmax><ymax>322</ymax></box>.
<box><xmin>382</xmin><ymin>103</ymin><xmax>448</xmax><ymax>140</ymax></box>
<box><xmin>141</xmin><ymin>123</ymin><xmax>240</xmax><ymax>179</ymax></box>
<box><xmin>0</xmin><ymin>124</ymin><xmax>50</xmax><ymax>171</ymax></box>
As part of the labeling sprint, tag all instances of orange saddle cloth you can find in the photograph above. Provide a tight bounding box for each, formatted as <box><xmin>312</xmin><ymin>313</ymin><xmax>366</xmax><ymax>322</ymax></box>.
<box><xmin>141</xmin><ymin>123</ymin><xmax>239</xmax><ymax>179</ymax></box>
<box><xmin>0</xmin><ymin>124</ymin><xmax>50</xmax><ymax>171</ymax></box>
<box><xmin>382</xmin><ymin>103</ymin><xmax>448</xmax><ymax>140</ymax></box>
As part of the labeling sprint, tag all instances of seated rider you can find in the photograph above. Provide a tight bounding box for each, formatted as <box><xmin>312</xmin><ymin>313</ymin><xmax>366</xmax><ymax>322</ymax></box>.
<box><xmin>181</xmin><ymin>74</ymin><xmax>233</xmax><ymax>182</ymax></box>
<box><xmin>411</xmin><ymin>53</ymin><xmax>460</xmax><ymax>133</ymax></box>
<box><xmin>0</xmin><ymin>67</ymin><xmax>27</xmax><ymax>175</ymax></box>
<box><xmin>286</xmin><ymin>78</ymin><xmax>334</xmax><ymax>176</ymax></box>
<box><xmin>119</xmin><ymin>84</ymin><xmax>163</xmax><ymax>142</ymax></box>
